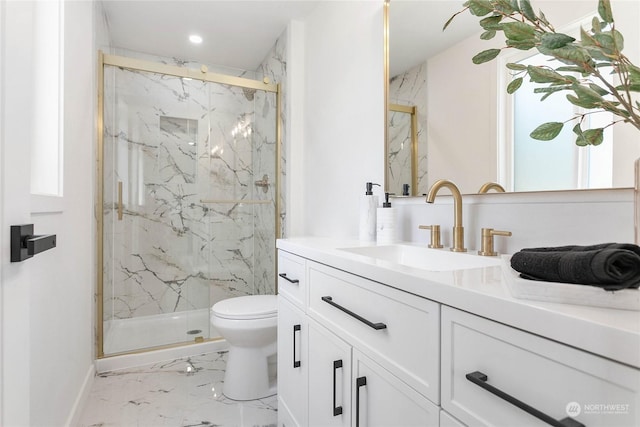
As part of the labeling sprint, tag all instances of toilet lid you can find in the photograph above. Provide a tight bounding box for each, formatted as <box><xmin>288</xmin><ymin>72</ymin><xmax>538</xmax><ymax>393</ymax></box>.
<box><xmin>212</xmin><ymin>295</ymin><xmax>277</xmax><ymax>320</ymax></box>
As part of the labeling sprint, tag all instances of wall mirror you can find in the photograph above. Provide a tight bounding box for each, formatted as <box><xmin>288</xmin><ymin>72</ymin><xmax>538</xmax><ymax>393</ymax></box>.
<box><xmin>387</xmin><ymin>0</ymin><xmax>640</xmax><ymax>195</ymax></box>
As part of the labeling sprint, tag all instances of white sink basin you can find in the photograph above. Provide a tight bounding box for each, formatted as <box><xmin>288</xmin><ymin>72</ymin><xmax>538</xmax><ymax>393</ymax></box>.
<box><xmin>339</xmin><ymin>244</ymin><xmax>502</xmax><ymax>272</ymax></box>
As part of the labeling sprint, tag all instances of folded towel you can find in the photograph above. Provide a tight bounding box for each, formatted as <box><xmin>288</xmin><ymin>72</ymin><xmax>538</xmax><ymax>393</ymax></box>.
<box><xmin>510</xmin><ymin>243</ymin><xmax>640</xmax><ymax>291</ymax></box>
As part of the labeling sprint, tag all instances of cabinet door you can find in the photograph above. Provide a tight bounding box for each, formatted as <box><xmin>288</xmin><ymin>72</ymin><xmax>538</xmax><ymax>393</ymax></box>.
<box><xmin>441</xmin><ymin>306</ymin><xmax>640</xmax><ymax>427</ymax></box>
<box><xmin>278</xmin><ymin>397</ymin><xmax>299</xmax><ymax>427</ymax></box>
<box><xmin>352</xmin><ymin>349</ymin><xmax>440</xmax><ymax>427</ymax></box>
<box><xmin>278</xmin><ymin>296</ymin><xmax>308</xmax><ymax>427</ymax></box>
<box><xmin>308</xmin><ymin>261</ymin><xmax>440</xmax><ymax>403</ymax></box>
<box><xmin>308</xmin><ymin>320</ymin><xmax>352</xmax><ymax>427</ymax></box>
<box><xmin>440</xmin><ymin>410</ymin><xmax>466</xmax><ymax>427</ymax></box>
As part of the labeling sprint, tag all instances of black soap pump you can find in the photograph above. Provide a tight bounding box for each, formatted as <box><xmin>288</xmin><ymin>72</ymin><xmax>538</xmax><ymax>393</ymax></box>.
<box><xmin>402</xmin><ymin>184</ymin><xmax>410</xmax><ymax>196</ymax></box>
<box><xmin>377</xmin><ymin>192</ymin><xmax>397</xmax><ymax>244</ymax></box>
<box><xmin>382</xmin><ymin>192</ymin><xmax>392</xmax><ymax>207</ymax></box>
<box><xmin>365</xmin><ymin>182</ymin><xmax>380</xmax><ymax>196</ymax></box>
<box><xmin>359</xmin><ymin>182</ymin><xmax>380</xmax><ymax>242</ymax></box>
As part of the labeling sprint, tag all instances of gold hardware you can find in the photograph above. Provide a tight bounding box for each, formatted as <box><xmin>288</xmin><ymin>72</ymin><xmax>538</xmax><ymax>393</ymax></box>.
<box><xmin>97</xmin><ymin>51</ymin><xmax>105</xmax><ymax>357</ymax></box>
<box><xmin>478</xmin><ymin>182</ymin><xmax>506</xmax><ymax>194</ymax></box>
<box><xmin>200</xmin><ymin>64</ymin><xmax>208</xmax><ymax>74</ymax></box>
<box><xmin>478</xmin><ymin>228</ymin><xmax>512</xmax><ymax>256</ymax></box>
<box><xmin>117</xmin><ymin>181</ymin><xmax>123</xmax><ymax>220</ymax></box>
<box><xmin>102</xmin><ymin>54</ymin><xmax>279</xmax><ymax>93</ymax></box>
<box><xmin>199</xmin><ymin>199</ymin><xmax>270</xmax><ymax>205</ymax></box>
<box><xmin>263</xmin><ymin>77</ymin><xmax>270</xmax><ymax>84</ymax></box>
<box><xmin>426</xmin><ymin>180</ymin><xmax>466</xmax><ymax>252</ymax></box>
<box><xmin>383</xmin><ymin>0</ymin><xmax>390</xmax><ymax>192</ymax></box>
<box><xmin>418</xmin><ymin>225</ymin><xmax>443</xmax><ymax>249</ymax></box>
<box><xmin>389</xmin><ymin>104</ymin><xmax>418</xmax><ymax>195</ymax></box>
<box><xmin>194</xmin><ymin>336</ymin><xmax>204</xmax><ymax>343</ymax></box>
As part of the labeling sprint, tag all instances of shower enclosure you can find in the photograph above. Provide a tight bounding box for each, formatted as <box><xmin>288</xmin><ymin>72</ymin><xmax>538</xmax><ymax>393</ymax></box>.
<box><xmin>98</xmin><ymin>53</ymin><xmax>280</xmax><ymax>357</ymax></box>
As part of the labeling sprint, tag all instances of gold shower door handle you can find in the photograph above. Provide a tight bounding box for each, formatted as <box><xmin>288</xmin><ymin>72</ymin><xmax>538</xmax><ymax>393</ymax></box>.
<box><xmin>117</xmin><ymin>181</ymin><xmax>123</xmax><ymax>220</ymax></box>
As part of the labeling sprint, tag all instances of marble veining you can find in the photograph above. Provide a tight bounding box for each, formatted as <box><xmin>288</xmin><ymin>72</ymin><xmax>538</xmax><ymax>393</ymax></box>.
<box><xmin>256</xmin><ymin>30</ymin><xmax>287</xmax><ymax>240</ymax></box>
<box><xmin>77</xmin><ymin>351</ymin><xmax>277</xmax><ymax>427</ymax></box>
<box><xmin>102</xmin><ymin>32</ymin><xmax>288</xmax><ymax>354</ymax></box>
<box><xmin>389</xmin><ymin>62</ymin><xmax>428</xmax><ymax>195</ymax></box>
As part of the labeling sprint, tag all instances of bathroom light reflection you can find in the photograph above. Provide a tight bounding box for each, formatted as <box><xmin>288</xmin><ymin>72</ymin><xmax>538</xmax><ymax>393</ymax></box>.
<box><xmin>211</xmin><ymin>382</ymin><xmax>224</xmax><ymax>400</ymax></box>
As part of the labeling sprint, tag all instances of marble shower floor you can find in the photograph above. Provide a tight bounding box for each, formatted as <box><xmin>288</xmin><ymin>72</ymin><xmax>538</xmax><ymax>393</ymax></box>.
<box><xmin>77</xmin><ymin>351</ymin><xmax>277</xmax><ymax>427</ymax></box>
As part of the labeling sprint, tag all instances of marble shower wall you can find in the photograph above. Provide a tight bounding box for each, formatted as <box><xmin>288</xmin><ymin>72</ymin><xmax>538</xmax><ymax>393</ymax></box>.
<box><xmin>254</xmin><ymin>30</ymin><xmax>287</xmax><ymax>295</ymax></box>
<box><xmin>102</xmin><ymin>37</ymin><xmax>286</xmax><ymax>327</ymax></box>
<box><xmin>389</xmin><ymin>62</ymin><xmax>428</xmax><ymax>195</ymax></box>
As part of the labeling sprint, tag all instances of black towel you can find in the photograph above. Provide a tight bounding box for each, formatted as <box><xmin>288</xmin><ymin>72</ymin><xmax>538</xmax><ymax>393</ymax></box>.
<box><xmin>510</xmin><ymin>243</ymin><xmax>640</xmax><ymax>291</ymax></box>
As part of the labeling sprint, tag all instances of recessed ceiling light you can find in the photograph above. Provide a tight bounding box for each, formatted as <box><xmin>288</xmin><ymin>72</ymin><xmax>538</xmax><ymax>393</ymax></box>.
<box><xmin>189</xmin><ymin>34</ymin><xmax>203</xmax><ymax>44</ymax></box>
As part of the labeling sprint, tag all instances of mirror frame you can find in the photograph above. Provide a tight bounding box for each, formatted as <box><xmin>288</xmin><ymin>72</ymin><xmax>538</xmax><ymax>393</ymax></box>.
<box><xmin>383</xmin><ymin>0</ymin><xmax>390</xmax><ymax>193</ymax></box>
<box><xmin>388</xmin><ymin>104</ymin><xmax>418</xmax><ymax>195</ymax></box>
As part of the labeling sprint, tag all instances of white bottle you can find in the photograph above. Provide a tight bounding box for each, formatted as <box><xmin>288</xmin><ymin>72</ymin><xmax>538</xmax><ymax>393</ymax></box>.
<box><xmin>359</xmin><ymin>182</ymin><xmax>380</xmax><ymax>242</ymax></box>
<box><xmin>377</xmin><ymin>192</ymin><xmax>397</xmax><ymax>245</ymax></box>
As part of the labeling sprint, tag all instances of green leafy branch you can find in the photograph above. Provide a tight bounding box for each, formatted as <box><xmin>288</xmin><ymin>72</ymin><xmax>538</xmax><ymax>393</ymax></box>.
<box><xmin>445</xmin><ymin>0</ymin><xmax>640</xmax><ymax>146</ymax></box>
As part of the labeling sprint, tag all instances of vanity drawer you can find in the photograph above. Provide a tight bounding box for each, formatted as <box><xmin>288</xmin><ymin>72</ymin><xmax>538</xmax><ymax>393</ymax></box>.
<box><xmin>307</xmin><ymin>261</ymin><xmax>440</xmax><ymax>404</ymax></box>
<box><xmin>278</xmin><ymin>250</ymin><xmax>306</xmax><ymax>308</ymax></box>
<box><xmin>441</xmin><ymin>306</ymin><xmax>640</xmax><ymax>427</ymax></box>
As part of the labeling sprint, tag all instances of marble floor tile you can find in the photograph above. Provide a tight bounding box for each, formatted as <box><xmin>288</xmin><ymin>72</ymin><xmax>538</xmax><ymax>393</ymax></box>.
<box><xmin>77</xmin><ymin>351</ymin><xmax>277</xmax><ymax>427</ymax></box>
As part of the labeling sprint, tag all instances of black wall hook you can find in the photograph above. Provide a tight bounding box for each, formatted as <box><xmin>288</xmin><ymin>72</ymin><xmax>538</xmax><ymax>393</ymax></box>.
<box><xmin>10</xmin><ymin>224</ymin><xmax>56</xmax><ymax>262</ymax></box>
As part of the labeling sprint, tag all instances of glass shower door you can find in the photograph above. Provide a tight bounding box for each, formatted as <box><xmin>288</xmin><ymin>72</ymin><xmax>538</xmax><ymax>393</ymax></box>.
<box><xmin>201</xmin><ymin>82</ymin><xmax>278</xmax><ymax>316</ymax></box>
<box><xmin>101</xmin><ymin>61</ymin><xmax>278</xmax><ymax>357</ymax></box>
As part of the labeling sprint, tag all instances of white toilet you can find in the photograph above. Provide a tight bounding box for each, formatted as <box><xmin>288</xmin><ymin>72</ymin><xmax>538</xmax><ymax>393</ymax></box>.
<box><xmin>210</xmin><ymin>294</ymin><xmax>278</xmax><ymax>401</ymax></box>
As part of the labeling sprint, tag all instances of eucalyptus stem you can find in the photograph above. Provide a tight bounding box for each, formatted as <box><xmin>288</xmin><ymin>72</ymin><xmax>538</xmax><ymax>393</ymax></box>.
<box><xmin>447</xmin><ymin>0</ymin><xmax>640</xmax><ymax>143</ymax></box>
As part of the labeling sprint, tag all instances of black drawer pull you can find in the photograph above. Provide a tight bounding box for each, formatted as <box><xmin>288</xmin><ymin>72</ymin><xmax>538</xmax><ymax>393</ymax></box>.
<box><xmin>333</xmin><ymin>360</ymin><xmax>343</xmax><ymax>416</ymax></box>
<box><xmin>279</xmin><ymin>273</ymin><xmax>299</xmax><ymax>284</ymax></box>
<box><xmin>466</xmin><ymin>371</ymin><xmax>585</xmax><ymax>427</ymax></box>
<box><xmin>293</xmin><ymin>324</ymin><xmax>301</xmax><ymax>368</ymax></box>
<box><xmin>321</xmin><ymin>296</ymin><xmax>387</xmax><ymax>330</ymax></box>
<box><xmin>356</xmin><ymin>376</ymin><xmax>366</xmax><ymax>427</ymax></box>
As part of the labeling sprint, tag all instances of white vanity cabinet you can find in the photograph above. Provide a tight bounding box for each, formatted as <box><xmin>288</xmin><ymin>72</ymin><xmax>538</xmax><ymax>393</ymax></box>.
<box><xmin>277</xmin><ymin>251</ymin><xmax>308</xmax><ymax>427</ymax></box>
<box><xmin>276</xmin><ymin>244</ymin><xmax>640</xmax><ymax>427</ymax></box>
<box><xmin>307</xmin><ymin>318</ymin><xmax>439</xmax><ymax>427</ymax></box>
<box><xmin>307</xmin><ymin>319</ymin><xmax>352</xmax><ymax>427</ymax></box>
<box><xmin>307</xmin><ymin>261</ymin><xmax>441</xmax><ymax>404</ymax></box>
<box><xmin>277</xmin><ymin>249</ymin><xmax>440</xmax><ymax>426</ymax></box>
<box><xmin>349</xmin><ymin>348</ymin><xmax>440</xmax><ymax>426</ymax></box>
<box><xmin>441</xmin><ymin>306</ymin><xmax>640</xmax><ymax>427</ymax></box>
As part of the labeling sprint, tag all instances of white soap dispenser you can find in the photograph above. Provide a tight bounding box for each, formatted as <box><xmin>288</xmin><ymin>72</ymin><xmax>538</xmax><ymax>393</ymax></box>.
<box><xmin>359</xmin><ymin>182</ymin><xmax>380</xmax><ymax>242</ymax></box>
<box><xmin>377</xmin><ymin>192</ymin><xmax>397</xmax><ymax>245</ymax></box>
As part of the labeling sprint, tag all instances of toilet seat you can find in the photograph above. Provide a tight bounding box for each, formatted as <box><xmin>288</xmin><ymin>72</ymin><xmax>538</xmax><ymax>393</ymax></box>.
<box><xmin>212</xmin><ymin>295</ymin><xmax>277</xmax><ymax>320</ymax></box>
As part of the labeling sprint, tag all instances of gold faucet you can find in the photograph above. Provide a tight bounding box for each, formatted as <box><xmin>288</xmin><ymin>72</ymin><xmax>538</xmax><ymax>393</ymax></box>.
<box><xmin>426</xmin><ymin>180</ymin><xmax>466</xmax><ymax>252</ymax></box>
<box><xmin>478</xmin><ymin>182</ymin><xmax>506</xmax><ymax>193</ymax></box>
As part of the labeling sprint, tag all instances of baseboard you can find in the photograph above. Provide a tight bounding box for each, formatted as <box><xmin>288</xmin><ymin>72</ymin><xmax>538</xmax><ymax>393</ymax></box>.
<box><xmin>64</xmin><ymin>362</ymin><xmax>96</xmax><ymax>427</ymax></box>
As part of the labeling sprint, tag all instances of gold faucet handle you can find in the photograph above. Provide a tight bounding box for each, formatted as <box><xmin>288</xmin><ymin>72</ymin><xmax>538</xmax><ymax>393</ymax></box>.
<box><xmin>478</xmin><ymin>228</ymin><xmax>512</xmax><ymax>256</ymax></box>
<box><xmin>418</xmin><ymin>225</ymin><xmax>444</xmax><ymax>249</ymax></box>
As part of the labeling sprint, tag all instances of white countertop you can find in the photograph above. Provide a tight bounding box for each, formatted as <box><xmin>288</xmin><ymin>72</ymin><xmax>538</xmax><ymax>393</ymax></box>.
<box><xmin>277</xmin><ymin>237</ymin><xmax>640</xmax><ymax>368</ymax></box>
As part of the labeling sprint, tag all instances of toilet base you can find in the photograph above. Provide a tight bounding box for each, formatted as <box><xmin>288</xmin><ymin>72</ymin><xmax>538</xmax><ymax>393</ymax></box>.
<box><xmin>223</xmin><ymin>343</ymin><xmax>277</xmax><ymax>401</ymax></box>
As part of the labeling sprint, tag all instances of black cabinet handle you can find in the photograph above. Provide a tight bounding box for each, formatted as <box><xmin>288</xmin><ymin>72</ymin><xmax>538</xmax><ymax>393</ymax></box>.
<box><xmin>356</xmin><ymin>376</ymin><xmax>367</xmax><ymax>427</ymax></box>
<box><xmin>279</xmin><ymin>273</ymin><xmax>299</xmax><ymax>284</ymax></box>
<box><xmin>333</xmin><ymin>360</ymin><xmax>343</xmax><ymax>416</ymax></box>
<box><xmin>322</xmin><ymin>296</ymin><xmax>387</xmax><ymax>330</ymax></box>
<box><xmin>466</xmin><ymin>371</ymin><xmax>585</xmax><ymax>427</ymax></box>
<box><xmin>292</xmin><ymin>324</ymin><xmax>301</xmax><ymax>368</ymax></box>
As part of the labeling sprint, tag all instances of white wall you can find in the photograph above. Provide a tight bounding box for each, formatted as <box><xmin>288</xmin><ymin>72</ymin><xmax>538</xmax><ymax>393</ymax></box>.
<box><xmin>427</xmin><ymin>0</ymin><xmax>640</xmax><ymax>194</ymax></box>
<box><xmin>300</xmin><ymin>0</ymin><xmax>385</xmax><ymax>238</ymax></box>
<box><xmin>394</xmin><ymin>189</ymin><xmax>635</xmax><ymax>255</ymax></box>
<box><xmin>286</xmin><ymin>20</ymin><xmax>306</xmax><ymax>238</ymax></box>
<box><xmin>1</xmin><ymin>1</ymin><xmax>95</xmax><ymax>425</ymax></box>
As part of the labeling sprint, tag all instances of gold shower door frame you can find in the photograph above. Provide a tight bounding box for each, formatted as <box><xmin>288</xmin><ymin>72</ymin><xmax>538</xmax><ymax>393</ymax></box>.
<box><xmin>96</xmin><ymin>52</ymin><xmax>282</xmax><ymax>358</ymax></box>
